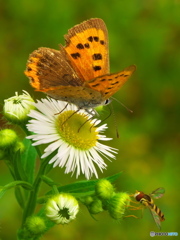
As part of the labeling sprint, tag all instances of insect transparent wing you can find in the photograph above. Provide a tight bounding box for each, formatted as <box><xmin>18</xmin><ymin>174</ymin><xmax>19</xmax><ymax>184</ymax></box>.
<box><xmin>150</xmin><ymin>188</ymin><xmax>165</xmax><ymax>199</ymax></box>
<box><xmin>149</xmin><ymin>208</ymin><xmax>161</xmax><ymax>229</ymax></box>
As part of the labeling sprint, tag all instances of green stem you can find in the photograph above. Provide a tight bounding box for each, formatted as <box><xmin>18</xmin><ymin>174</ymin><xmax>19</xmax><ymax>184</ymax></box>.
<box><xmin>15</xmin><ymin>187</ymin><xmax>25</xmax><ymax>209</ymax></box>
<box><xmin>20</xmin><ymin>123</ymin><xmax>54</xmax><ymax>227</ymax></box>
<box><xmin>52</xmin><ymin>185</ymin><xmax>59</xmax><ymax>194</ymax></box>
<box><xmin>22</xmin><ymin>156</ymin><xmax>50</xmax><ymax>225</ymax></box>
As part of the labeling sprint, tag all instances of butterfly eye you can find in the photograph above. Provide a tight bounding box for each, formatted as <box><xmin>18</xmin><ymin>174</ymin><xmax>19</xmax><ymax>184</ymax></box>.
<box><xmin>104</xmin><ymin>99</ymin><xmax>111</xmax><ymax>105</ymax></box>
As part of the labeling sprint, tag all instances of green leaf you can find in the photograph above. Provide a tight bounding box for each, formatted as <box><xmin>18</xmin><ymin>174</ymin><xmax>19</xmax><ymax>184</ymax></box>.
<box><xmin>13</xmin><ymin>150</ymin><xmax>28</xmax><ymax>181</ymax></box>
<box><xmin>37</xmin><ymin>173</ymin><xmax>122</xmax><ymax>205</ymax></box>
<box><xmin>59</xmin><ymin>172</ymin><xmax>122</xmax><ymax>193</ymax></box>
<box><xmin>15</xmin><ymin>187</ymin><xmax>25</xmax><ymax>209</ymax></box>
<box><xmin>45</xmin><ymin>172</ymin><xmax>122</xmax><ymax>197</ymax></box>
<box><xmin>21</xmin><ymin>138</ymin><xmax>37</xmax><ymax>183</ymax></box>
<box><xmin>41</xmin><ymin>175</ymin><xmax>58</xmax><ymax>187</ymax></box>
<box><xmin>0</xmin><ymin>181</ymin><xmax>33</xmax><ymax>199</ymax></box>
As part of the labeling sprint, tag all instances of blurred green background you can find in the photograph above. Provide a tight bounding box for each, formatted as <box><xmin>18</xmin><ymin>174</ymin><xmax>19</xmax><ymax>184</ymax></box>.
<box><xmin>0</xmin><ymin>0</ymin><xmax>180</xmax><ymax>239</ymax></box>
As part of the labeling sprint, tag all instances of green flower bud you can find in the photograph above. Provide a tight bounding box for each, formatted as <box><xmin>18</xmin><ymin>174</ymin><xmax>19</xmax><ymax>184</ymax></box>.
<box><xmin>3</xmin><ymin>91</ymin><xmax>35</xmax><ymax>124</ymax></box>
<box><xmin>0</xmin><ymin>129</ymin><xmax>18</xmax><ymax>149</ymax></box>
<box><xmin>108</xmin><ymin>192</ymin><xmax>130</xmax><ymax>219</ymax></box>
<box><xmin>89</xmin><ymin>199</ymin><xmax>103</xmax><ymax>214</ymax></box>
<box><xmin>95</xmin><ymin>179</ymin><xmax>115</xmax><ymax>200</ymax></box>
<box><xmin>80</xmin><ymin>195</ymin><xmax>94</xmax><ymax>205</ymax></box>
<box><xmin>25</xmin><ymin>216</ymin><xmax>46</xmax><ymax>235</ymax></box>
<box><xmin>13</xmin><ymin>141</ymin><xmax>25</xmax><ymax>153</ymax></box>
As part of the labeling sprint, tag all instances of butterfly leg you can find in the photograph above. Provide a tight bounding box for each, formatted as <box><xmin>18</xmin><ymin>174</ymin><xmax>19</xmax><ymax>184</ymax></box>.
<box><xmin>78</xmin><ymin>115</ymin><xmax>95</xmax><ymax>133</ymax></box>
<box><xmin>89</xmin><ymin>118</ymin><xmax>101</xmax><ymax>132</ymax></box>
<box><xmin>61</xmin><ymin>108</ymin><xmax>80</xmax><ymax>126</ymax></box>
<box><xmin>85</xmin><ymin>108</ymin><xmax>98</xmax><ymax>117</ymax></box>
<box><xmin>54</xmin><ymin>102</ymin><xmax>69</xmax><ymax>115</ymax></box>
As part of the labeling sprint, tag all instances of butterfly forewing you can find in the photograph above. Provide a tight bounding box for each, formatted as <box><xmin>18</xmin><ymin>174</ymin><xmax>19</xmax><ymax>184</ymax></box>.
<box><xmin>63</xmin><ymin>18</ymin><xmax>109</xmax><ymax>81</ymax></box>
<box><xmin>25</xmin><ymin>47</ymin><xmax>82</xmax><ymax>92</ymax></box>
<box><xmin>150</xmin><ymin>188</ymin><xmax>165</xmax><ymax>199</ymax></box>
<box><xmin>86</xmin><ymin>65</ymin><xmax>136</xmax><ymax>99</ymax></box>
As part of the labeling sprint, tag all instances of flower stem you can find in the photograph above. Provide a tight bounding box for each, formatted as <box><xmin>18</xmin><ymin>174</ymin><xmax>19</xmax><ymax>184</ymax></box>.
<box><xmin>22</xmin><ymin>156</ymin><xmax>50</xmax><ymax>225</ymax></box>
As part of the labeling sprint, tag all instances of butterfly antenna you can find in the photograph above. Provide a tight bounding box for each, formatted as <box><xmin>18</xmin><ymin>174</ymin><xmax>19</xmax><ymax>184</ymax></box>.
<box><xmin>108</xmin><ymin>103</ymin><xmax>120</xmax><ymax>138</ymax></box>
<box><xmin>99</xmin><ymin>105</ymin><xmax>111</xmax><ymax>124</ymax></box>
<box><xmin>111</xmin><ymin>97</ymin><xmax>133</xmax><ymax>113</ymax></box>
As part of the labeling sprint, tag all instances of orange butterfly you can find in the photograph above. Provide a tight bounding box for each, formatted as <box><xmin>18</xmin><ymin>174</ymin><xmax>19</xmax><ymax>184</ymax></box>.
<box><xmin>25</xmin><ymin>18</ymin><xmax>136</xmax><ymax>109</ymax></box>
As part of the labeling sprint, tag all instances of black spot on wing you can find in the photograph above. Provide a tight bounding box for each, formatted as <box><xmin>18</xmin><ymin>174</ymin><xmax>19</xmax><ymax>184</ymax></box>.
<box><xmin>71</xmin><ymin>52</ymin><xmax>81</xmax><ymax>59</ymax></box>
<box><xmin>91</xmin><ymin>83</ymin><xmax>100</xmax><ymax>87</ymax></box>
<box><xmin>76</xmin><ymin>43</ymin><xmax>84</xmax><ymax>49</ymax></box>
<box><xmin>93</xmin><ymin>66</ymin><xmax>101</xmax><ymax>71</ymax></box>
<box><xmin>27</xmin><ymin>67</ymin><xmax>32</xmax><ymax>71</ymax></box>
<box><xmin>92</xmin><ymin>53</ymin><xmax>102</xmax><ymax>60</ymax></box>
<box><xmin>93</xmin><ymin>36</ymin><xmax>99</xmax><ymax>42</ymax></box>
<box><xmin>111</xmin><ymin>81</ymin><xmax>119</xmax><ymax>85</ymax></box>
<box><xmin>88</xmin><ymin>36</ymin><xmax>93</xmax><ymax>42</ymax></box>
<box><xmin>84</xmin><ymin>43</ymin><xmax>90</xmax><ymax>48</ymax></box>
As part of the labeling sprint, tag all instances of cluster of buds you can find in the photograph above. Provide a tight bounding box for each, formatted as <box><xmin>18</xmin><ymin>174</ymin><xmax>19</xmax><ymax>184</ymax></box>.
<box><xmin>81</xmin><ymin>179</ymin><xmax>131</xmax><ymax>220</ymax></box>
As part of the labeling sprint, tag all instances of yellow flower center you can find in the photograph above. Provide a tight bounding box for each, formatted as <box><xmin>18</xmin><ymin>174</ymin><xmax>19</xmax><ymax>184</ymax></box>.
<box><xmin>55</xmin><ymin>110</ymin><xmax>99</xmax><ymax>150</ymax></box>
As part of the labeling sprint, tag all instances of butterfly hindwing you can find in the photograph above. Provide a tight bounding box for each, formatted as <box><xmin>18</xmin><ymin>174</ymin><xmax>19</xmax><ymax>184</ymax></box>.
<box><xmin>63</xmin><ymin>18</ymin><xmax>109</xmax><ymax>81</ymax></box>
<box><xmin>42</xmin><ymin>85</ymin><xmax>102</xmax><ymax>107</ymax></box>
<box><xmin>86</xmin><ymin>65</ymin><xmax>136</xmax><ymax>99</ymax></box>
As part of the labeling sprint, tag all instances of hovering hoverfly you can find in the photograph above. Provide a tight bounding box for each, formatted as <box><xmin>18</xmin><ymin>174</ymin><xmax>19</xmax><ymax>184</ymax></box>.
<box><xmin>134</xmin><ymin>188</ymin><xmax>165</xmax><ymax>229</ymax></box>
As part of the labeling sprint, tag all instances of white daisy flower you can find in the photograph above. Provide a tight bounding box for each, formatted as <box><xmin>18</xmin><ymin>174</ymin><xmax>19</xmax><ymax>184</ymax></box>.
<box><xmin>27</xmin><ymin>98</ymin><xmax>117</xmax><ymax>179</ymax></box>
<box><xmin>46</xmin><ymin>193</ymin><xmax>79</xmax><ymax>224</ymax></box>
